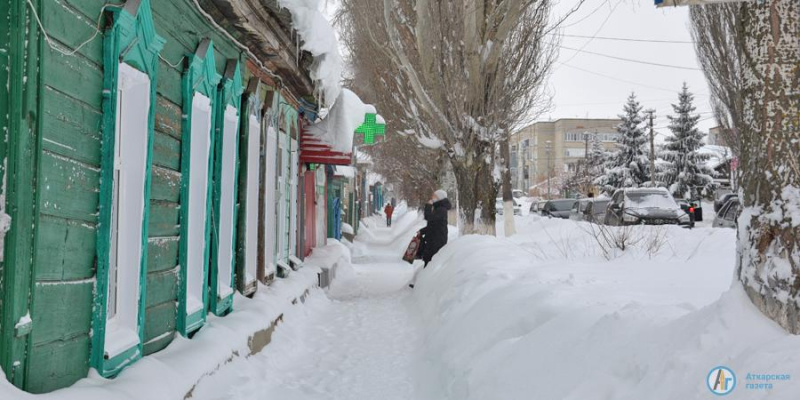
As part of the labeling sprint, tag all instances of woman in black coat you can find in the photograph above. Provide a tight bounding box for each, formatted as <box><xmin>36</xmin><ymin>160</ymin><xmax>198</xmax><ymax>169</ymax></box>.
<box><xmin>420</xmin><ymin>189</ymin><xmax>451</xmax><ymax>267</ymax></box>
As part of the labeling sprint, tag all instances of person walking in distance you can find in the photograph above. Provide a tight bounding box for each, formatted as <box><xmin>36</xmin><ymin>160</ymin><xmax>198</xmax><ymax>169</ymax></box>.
<box><xmin>409</xmin><ymin>189</ymin><xmax>452</xmax><ymax>288</ymax></box>
<box><xmin>384</xmin><ymin>203</ymin><xmax>394</xmax><ymax>227</ymax></box>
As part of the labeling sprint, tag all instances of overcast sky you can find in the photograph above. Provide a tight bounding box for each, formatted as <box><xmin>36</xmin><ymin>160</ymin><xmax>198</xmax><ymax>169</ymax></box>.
<box><xmin>323</xmin><ymin>0</ymin><xmax>715</xmax><ymax>138</ymax></box>
<box><xmin>547</xmin><ymin>0</ymin><xmax>715</xmax><ymax>136</ymax></box>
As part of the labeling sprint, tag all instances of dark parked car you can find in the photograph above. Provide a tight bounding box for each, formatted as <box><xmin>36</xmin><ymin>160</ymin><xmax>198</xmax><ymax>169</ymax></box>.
<box><xmin>715</xmin><ymin>192</ymin><xmax>737</xmax><ymax>213</ymax></box>
<box><xmin>605</xmin><ymin>188</ymin><xmax>691</xmax><ymax>226</ymax></box>
<box><xmin>584</xmin><ymin>199</ymin><xmax>611</xmax><ymax>224</ymax></box>
<box><xmin>541</xmin><ymin>199</ymin><xmax>577</xmax><ymax>219</ymax></box>
<box><xmin>569</xmin><ymin>199</ymin><xmax>592</xmax><ymax>221</ymax></box>
<box><xmin>713</xmin><ymin>197</ymin><xmax>740</xmax><ymax>228</ymax></box>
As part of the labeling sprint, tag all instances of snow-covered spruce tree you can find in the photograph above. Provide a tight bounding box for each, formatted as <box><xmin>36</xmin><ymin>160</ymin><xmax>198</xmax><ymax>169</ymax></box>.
<box><xmin>595</xmin><ymin>93</ymin><xmax>650</xmax><ymax>194</ymax></box>
<box><xmin>732</xmin><ymin>0</ymin><xmax>799</xmax><ymax>334</ymax></box>
<box><xmin>337</xmin><ymin>0</ymin><xmax>568</xmax><ymax>234</ymax></box>
<box><xmin>660</xmin><ymin>83</ymin><xmax>715</xmax><ymax>199</ymax></box>
<box><xmin>586</xmin><ymin>132</ymin><xmax>607</xmax><ymax>186</ymax></box>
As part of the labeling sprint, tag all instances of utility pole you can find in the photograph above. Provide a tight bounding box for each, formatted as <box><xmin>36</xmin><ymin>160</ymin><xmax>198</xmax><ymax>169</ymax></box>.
<box><xmin>583</xmin><ymin>132</ymin><xmax>590</xmax><ymax>195</ymax></box>
<box><xmin>545</xmin><ymin>140</ymin><xmax>552</xmax><ymax>200</ymax></box>
<box><xmin>645</xmin><ymin>109</ymin><xmax>656</xmax><ymax>187</ymax></box>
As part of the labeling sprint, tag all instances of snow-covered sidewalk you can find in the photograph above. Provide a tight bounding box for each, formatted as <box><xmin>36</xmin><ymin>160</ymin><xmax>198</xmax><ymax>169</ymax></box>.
<box><xmin>15</xmin><ymin>205</ymin><xmax>798</xmax><ymax>400</ymax></box>
<box><xmin>194</xmin><ymin>210</ymin><xmax>800</xmax><ymax>400</ymax></box>
<box><xmin>191</xmin><ymin>205</ymin><xmax>426</xmax><ymax>400</ymax></box>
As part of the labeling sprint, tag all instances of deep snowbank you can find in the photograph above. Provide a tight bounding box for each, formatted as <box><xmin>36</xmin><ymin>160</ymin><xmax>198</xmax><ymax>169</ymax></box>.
<box><xmin>412</xmin><ymin>217</ymin><xmax>800</xmax><ymax>399</ymax></box>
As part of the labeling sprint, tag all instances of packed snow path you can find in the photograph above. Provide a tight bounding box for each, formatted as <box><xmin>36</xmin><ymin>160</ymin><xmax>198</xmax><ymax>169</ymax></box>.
<box><xmin>191</xmin><ymin>208</ymin><xmax>425</xmax><ymax>400</ymax></box>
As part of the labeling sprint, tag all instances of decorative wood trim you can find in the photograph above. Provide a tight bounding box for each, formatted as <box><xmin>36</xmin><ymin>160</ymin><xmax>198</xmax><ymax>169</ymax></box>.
<box><xmin>209</xmin><ymin>59</ymin><xmax>243</xmax><ymax>316</ymax></box>
<box><xmin>177</xmin><ymin>39</ymin><xmax>221</xmax><ymax>336</ymax></box>
<box><xmin>92</xmin><ymin>0</ymin><xmax>165</xmax><ymax>378</ymax></box>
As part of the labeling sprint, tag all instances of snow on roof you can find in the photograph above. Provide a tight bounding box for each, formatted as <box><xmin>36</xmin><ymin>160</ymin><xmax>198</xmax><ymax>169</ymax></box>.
<box><xmin>334</xmin><ymin>166</ymin><xmax>357</xmax><ymax>178</ymax></box>
<box><xmin>277</xmin><ymin>0</ymin><xmax>343</xmax><ymax>105</ymax></box>
<box><xmin>367</xmin><ymin>172</ymin><xmax>384</xmax><ymax>186</ymax></box>
<box><xmin>305</xmin><ymin>89</ymin><xmax>373</xmax><ymax>153</ymax></box>
<box><xmin>698</xmin><ymin>145</ymin><xmax>733</xmax><ymax>170</ymax></box>
<box><xmin>356</xmin><ymin>149</ymin><xmax>373</xmax><ymax>164</ymax></box>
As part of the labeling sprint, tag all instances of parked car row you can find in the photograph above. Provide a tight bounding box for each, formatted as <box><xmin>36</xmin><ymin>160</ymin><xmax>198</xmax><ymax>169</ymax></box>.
<box><xmin>526</xmin><ymin>187</ymin><xmax>741</xmax><ymax>229</ymax></box>
<box><xmin>530</xmin><ymin>188</ymin><xmax>690</xmax><ymax>226</ymax></box>
<box><xmin>496</xmin><ymin>197</ymin><xmax>523</xmax><ymax>216</ymax></box>
<box><xmin>604</xmin><ymin>188</ymin><xmax>691</xmax><ymax>226</ymax></box>
<box><xmin>569</xmin><ymin>198</ymin><xmax>611</xmax><ymax>224</ymax></box>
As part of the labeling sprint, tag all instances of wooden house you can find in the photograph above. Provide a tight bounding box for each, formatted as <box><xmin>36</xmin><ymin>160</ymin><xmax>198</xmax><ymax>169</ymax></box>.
<box><xmin>0</xmin><ymin>0</ymin><xmax>365</xmax><ymax>393</ymax></box>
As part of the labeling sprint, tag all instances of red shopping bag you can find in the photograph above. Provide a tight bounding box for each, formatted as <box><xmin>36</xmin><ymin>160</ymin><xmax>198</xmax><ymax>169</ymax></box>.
<box><xmin>402</xmin><ymin>232</ymin><xmax>422</xmax><ymax>264</ymax></box>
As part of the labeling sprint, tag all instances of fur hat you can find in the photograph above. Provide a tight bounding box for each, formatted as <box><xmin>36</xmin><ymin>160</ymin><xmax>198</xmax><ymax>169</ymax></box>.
<box><xmin>434</xmin><ymin>189</ymin><xmax>448</xmax><ymax>201</ymax></box>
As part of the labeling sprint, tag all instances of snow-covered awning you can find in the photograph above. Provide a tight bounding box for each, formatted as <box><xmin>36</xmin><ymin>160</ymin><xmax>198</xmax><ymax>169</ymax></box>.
<box><xmin>333</xmin><ymin>166</ymin><xmax>357</xmax><ymax>178</ymax></box>
<box><xmin>300</xmin><ymin>89</ymin><xmax>382</xmax><ymax>165</ymax></box>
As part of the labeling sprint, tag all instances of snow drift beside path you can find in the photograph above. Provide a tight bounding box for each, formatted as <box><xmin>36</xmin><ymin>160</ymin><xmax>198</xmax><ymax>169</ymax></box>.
<box><xmin>412</xmin><ymin>218</ymin><xmax>800</xmax><ymax>399</ymax></box>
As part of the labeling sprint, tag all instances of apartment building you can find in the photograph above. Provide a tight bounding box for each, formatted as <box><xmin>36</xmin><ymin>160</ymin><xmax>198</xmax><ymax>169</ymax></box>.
<box><xmin>708</xmin><ymin>126</ymin><xmax>729</xmax><ymax>147</ymax></box>
<box><xmin>510</xmin><ymin>118</ymin><xmax>622</xmax><ymax>192</ymax></box>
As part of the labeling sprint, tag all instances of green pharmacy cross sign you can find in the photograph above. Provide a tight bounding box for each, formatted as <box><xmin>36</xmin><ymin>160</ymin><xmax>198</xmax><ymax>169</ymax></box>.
<box><xmin>355</xmin><ymin>113</ymin><xmax>386</xmax><ymax>144</ymax></box>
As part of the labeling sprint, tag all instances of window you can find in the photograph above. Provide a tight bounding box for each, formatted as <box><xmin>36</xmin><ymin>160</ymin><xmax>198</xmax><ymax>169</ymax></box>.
<box><xmin>263</xmin><ymin>125</ymin><xmax>279</xmax><ymax>279</ymax></box>
<box><xmin>565</xmin><ymin>148</ymin><xmax>586</xmax><ymax>158</ymax></box>
<box><xmin>178</xmin><ymin>39</ymin><xmax>221</xmax><ymax>335</ymax></box>
<box><xmin>213</xmin><ymin>105</ymin><xmax>239</xmax><ymax>302</ymax></box>
<box><xmin>242</xmin><ymin>114</ymin><xmax>261</xmax><ymax>287</ymax></box>
<box><xmin>210</xmin><ymin>60</ymin><xmax>243</xmax><ymax>315</ymax></box>
<box><xmin>186</xmin><ymin>92</ymin><xmax>213</xmax><ymax>318</ymax></box>
<box><xmin>565</xmin><ymin>131</ymin><xmax>584</xmax><ymax>142</ymax></box>
<box><xmin>93</xmin><ymin>0</ymin><xmax>165</xmax><ymax>378</ymax></box>
<box><xmin>724</xmin><ymin>201</ymin><xmax>740</xmax><ymax>221</ymax></box>
<box><xmin>103</xmin><ymin>63</ymin><xmax>150</xmax><ymax>360</ymax></box>
<box><xmin>599</xmin><ymin>132</ymin><xmax>621</xmax><ymax>142</ymax></box>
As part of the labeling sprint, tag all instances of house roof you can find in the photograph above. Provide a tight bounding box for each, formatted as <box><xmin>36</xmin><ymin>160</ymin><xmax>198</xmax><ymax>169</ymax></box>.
<box><xmin>200</xmin><ymin>0</ymin><xmax>316</xmax><ymax>99</ymax></box>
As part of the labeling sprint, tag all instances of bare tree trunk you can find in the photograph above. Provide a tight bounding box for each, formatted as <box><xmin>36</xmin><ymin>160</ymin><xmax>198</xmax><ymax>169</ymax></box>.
<box><xmin>452</xmin><ymin>152</ymin><xmax>497</xmax><ymax>235</ymax></box>
<box><xmin>501</xmin><ymin>138</ymin><xmax>517</xmax><ymax>237</ymax></box>
<box><xmin>690</xmin><ymin>3</ymin><xmax>746</xmax><ymax>155</ymax></box>
<box><xmin>737</xmin><ymin>0</ymin><xmax>800</xmax><ymax>334</ymax></box>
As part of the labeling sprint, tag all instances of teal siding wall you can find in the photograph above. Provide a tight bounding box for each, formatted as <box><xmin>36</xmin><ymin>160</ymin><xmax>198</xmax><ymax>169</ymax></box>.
<box><xmin>18</xmin><ymin>0</ymin><xmax>248</xmax><ymax>393</ymax></box>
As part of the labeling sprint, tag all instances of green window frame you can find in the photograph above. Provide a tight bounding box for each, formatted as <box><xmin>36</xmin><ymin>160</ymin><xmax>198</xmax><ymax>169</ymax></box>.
<box><xmin>177</xmin><ymin>39</ymin><xmax>221</xmax><ymax>336</ymax></box>
<box><xmin>209</xmin><ymin>60</ymin><xmax>243</xmax><ymax>316</ymax></box>
<box><xmin>92</xmin><ymin>0</ymin><xmax>165</xmax><ymax>378</ymax></box>
<box><xmin>236</xmin><ymin>78</ymin><xmax>263</xmax><ymax>296</ymax></box>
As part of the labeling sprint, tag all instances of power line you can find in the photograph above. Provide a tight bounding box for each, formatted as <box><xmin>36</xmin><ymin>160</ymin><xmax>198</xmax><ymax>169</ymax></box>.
<box><xmin>559</xmin><ymin>0</ymin><xmax>613</xmax><ymax>29</ymax></box>
<box><xmin>557</xmin><ymin>62</ymin><xmax>684</xmax><ymax>93</ymax></box>
<box><xmin>556</xmin><ymin>95</ymin><xmax>710</xmax><ymax>107</ymax></box>
<box><xmin>560</xmin><ymin>34</ymin><xmax>695</xmax><ymax>44</ymax></box>
<box><xmin>560</xmin><ymin>0</ymin><xmax>622</xmax><ymax>66</ymax></box>
<box><xmin>559</xmin><ymin>45</ymin><xmax>702</xmax><ymax>71</ymax></box>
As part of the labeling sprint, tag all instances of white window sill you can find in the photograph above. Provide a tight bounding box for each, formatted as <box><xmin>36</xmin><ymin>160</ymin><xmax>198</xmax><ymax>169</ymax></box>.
<box><xmin>104</xmin><ymin>320</ymin><xmax>140</xmax><ymax>359</ymax></box>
